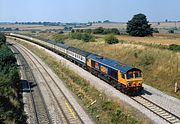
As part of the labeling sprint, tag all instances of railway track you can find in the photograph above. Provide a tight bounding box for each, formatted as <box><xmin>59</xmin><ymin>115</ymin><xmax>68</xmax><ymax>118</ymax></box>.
<box><xmin>9</xmin><ymin>43</ymin><xmax>52</xmax><ymax>124</ymax></box>
<box><xmin>131</xmin><ymin>95</ymin><xmax>180</xmax><ymax>124</ymax></box>
<box><xmin>9</xmin><ymin>36</ymin><xmax>180</xmax><ymax>124</ymax></box>
<box><xmin>12</xmin><ymin>41</ymin><xmax>84</xmax><ymax>124</ymax></box>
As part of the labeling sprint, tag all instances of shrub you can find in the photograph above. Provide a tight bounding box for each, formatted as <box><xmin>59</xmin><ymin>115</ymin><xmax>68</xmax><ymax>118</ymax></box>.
<box><xmin>153</xmin><ymin>28</ymin><xmax>159</xmax><ymax>33</ymax></box>
<box><xmin>70</xmin><ymin>32</ymin><xmax>94</xmax><ymax>42</ymax></box>
<box><xmin>93</xmin><ymin>27</ymin><xmax>120</xmax><ymax>35</ymax></box>
<box><xmin>53</xmin><ymin>34</ymin><xmax>68</xmax><ymax>43</ymax></box>
<box><xmin>81</xmin><ymin>33</ymin><xmax>94</xmax><ymax>42</ymax></box>
<box><xmin>0</xmin><ymin>33</ymin><xmax>6</xmax><ymax>45</ymax></box>
<box><xmin>168</xmin><ymin>29</ymin><xmax>174</xmax><ymax>33</ymax></box>
<box><xmin>93</xmin><ymin>27</ymin><xmax>104</xmax><ymax>34</ymax></box>
<box><xmin>169</xmin><ymin>44</ymin><xmax>180</xmax><ymax>51</ymax></box>
<box><xmin>104</xmin><ymin>34</ymin><xmax>119</xmax><ymax>44</ymax></box>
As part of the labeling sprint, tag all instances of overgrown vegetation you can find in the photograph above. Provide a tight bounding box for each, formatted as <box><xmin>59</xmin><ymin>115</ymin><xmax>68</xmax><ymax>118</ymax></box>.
<box><xmin>72</xmin><ymin>27</ymin><xmax>120</xmax><ymax>35</ymax></box>
<box><xmin>69</xmin><ymin>32</ymin><xmax>95</xmax><ymax>42</ymax></box>
<box><xmin>53</xmin><ymin>33</ymin><xmax>68</xmax><ymax>43</ymax></box>
<box><xmin>13</xmin><ymin>38</ymin><xmax>149</xmax><ymax>124</ymax></box>
<box><xmin>0</xmin><ymin>34</ymin><xmax>26</xmax><ymax>123</ymax></box>
<box><xmin>0</xmin><ymin>33</ymin><xmax>6</xmax><ymax>45</ymax></box>
<box><xmin>104</xmin><ymin>34</ymin><xmax>119</xmax><ymax>44</ymax></box>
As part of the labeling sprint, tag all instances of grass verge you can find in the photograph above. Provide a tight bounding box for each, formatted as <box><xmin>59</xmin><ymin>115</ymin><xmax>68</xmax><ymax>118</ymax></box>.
<box><xmin>12</xmin><ymin>38</ymin><xmax>153</xmax><ymax>124</ymax></box>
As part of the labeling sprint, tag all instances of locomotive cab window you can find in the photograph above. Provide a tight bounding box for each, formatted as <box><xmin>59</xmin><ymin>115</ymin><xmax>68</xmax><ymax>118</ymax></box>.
<box><xmin>135</xmin><ymin>72</ymin><xmax>142</xmax><ymax>78</ymax></box>
<box><xmin>127</xmin><ymin>72</ymin><xmax>133</xmax><ymax>79</ymax></box>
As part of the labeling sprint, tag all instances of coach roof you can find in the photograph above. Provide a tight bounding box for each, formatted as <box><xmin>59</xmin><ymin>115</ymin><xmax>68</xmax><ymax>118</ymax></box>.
<box><xmin>68</xmin><ymin>47</ymin><xmax>91</xmax><ymax>57</ymax></box>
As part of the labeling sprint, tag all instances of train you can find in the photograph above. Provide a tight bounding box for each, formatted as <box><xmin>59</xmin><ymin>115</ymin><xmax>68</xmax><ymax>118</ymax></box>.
<box><xmin>8</xmin><ymin>33</ymin><xmax>143</xmax><ymax>95</ymax></box>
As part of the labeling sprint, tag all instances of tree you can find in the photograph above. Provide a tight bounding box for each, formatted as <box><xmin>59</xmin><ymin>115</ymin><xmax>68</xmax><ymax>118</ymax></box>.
<box><xmin>93</xmin><ymin>27</ymin><xmax>104</xmax><ymax>34</ymax></box>
<box><xmin>104</xmin><ymin>34</ymin><xmax>119</xmax><ymax>44</ymax></box>
<box><xmin>168</xmin><ymin>29</ymin><xmax>174</xmax><ymax>34</ymax></box>
<box><xmin>0</xmin><ymin>33</ymin><xmax>6</xmax><ymax>44</ymax></box>
<box><xmin>126</xmin><ymin>13</ymin><xmax>153</xmax><ymax>37</ymax></box>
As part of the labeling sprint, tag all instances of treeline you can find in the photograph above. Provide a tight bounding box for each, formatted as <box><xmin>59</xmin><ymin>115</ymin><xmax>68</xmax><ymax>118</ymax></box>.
<box><xmin>72</xmin><ymin>27</ymin><xmax>120</xmax><ymax>35</ymax></box>
<box><xmin>51</xmin><ymin>27</ymin><xmax>121</xmax><ymax>43</ymax></box>
<box><xmin>0</xmin><ymin>27</ymin><xmax>19</xmax><ymax>32</ymax></box>
<box><xmin>69</xmin><ymin>32</ymin><xmax>95</xmax><ymax>42</ymax></box>
<box><xmin>0</xmin><ymin>33</ymin><xmax>26</xmax><ymax>123</ymax></box>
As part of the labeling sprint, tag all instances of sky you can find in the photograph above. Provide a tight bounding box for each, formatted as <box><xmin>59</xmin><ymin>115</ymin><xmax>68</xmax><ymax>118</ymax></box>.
<box><xmin>0</xmin><ymin>0</ymin><xmax>180</xmax><ymax>23</ymax></box>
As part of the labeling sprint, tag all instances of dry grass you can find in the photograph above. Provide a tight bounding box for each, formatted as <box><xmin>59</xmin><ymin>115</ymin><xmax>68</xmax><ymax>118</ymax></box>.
<box><xmin>64</xmin><ymin>39</ymin><xmax>180</xmax><ymax>99</ymax></box>
<box><xmin>116</xmin><ymin>35</ymin><xmax>180</xmax><ymax>45</ymax></box>
<box><xmin>151</xmin><ymin>22</ymin><xmax>180</xmax><ymax>28</ymax></box>
<box><xmin>81</xmin><ymin>23</ymin><xmax>127</xmax><ymax>29</ymax></box>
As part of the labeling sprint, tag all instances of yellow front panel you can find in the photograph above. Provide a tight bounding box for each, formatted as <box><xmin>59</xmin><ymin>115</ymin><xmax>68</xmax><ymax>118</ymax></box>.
<box><xmin>127</xmin><ymin>78</ymin><xmax>143</xmax><ymax>87</ymax></box>
<box><xmin>87</xmin><ymin>59</ymin><xmax>91</xmax><ymax>67</ymax></box>
<box><xmin>118</xmin><ymin>71</ymin><xmax>127</xmax><ymax>86</ymax></box>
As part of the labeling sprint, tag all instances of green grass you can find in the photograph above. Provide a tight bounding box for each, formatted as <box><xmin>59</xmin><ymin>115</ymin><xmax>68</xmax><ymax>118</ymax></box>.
<box><xmin>12</xmin><ymin>38</ymin><xmax>153</xmax><ymax>124</ymax></box>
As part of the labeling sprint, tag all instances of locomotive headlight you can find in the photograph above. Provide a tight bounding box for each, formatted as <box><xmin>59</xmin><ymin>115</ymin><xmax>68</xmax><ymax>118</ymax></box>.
<box><xmin>127</xmin><ymin>82</ymin><xmax>132</xmax><ymax>86</ymax></box>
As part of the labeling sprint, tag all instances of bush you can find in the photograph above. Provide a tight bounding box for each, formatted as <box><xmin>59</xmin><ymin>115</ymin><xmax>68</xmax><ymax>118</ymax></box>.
<box><xmin>168</xmin><ymin>29</ymin><xmax>174</xmax><ymax>33</ymax></box>
<box><xmin>93</xmin><ymin>27</ymin><xmax>120</xmax><ymax>35</ymax></box>
<box><xmin>70</xmin><ymin>32</ymin><xmax>94</xmax><ymax>42</ymax></box>
<box><xmin>53</xmin><ymin>34</ymin><xmax>68</xmax><ymax>43</ymax></box>
<box><xmin>93</xmin><ymin>27</ymin><xmax>104</xmax><ymax>34</ymax></box>
<box><xmin>169</xmin><ymin>44</ymin><xmax>180</xmax><ymax>51</ymax></box>
<box><xmin>81</xmin><ymin>33</ymin><xmax>94</xmax><ymax>42</ymax></box>
<box><xmin>104</xmin><ymin>34</ymin><xmax>119</xmax><ymax>44</ymax></box>
<box><xmin>0</xmin><ymin>33</ymin><xmax>6</xmax><ymax>45</ymax></box>
<box><xmin>153</xmin><ymin>28</ymin><xmax>159</xmax><ymax>33</ymax></box>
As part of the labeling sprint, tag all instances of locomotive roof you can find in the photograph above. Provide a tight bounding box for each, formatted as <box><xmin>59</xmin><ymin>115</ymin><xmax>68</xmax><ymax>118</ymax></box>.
<box><xmin>87</xmin><ymin>54</ymin><xmax>138</xmax><ymax>74</ymax></box>
<box><xmin>68</xmin><ymin>47</ymin><xmax>92</xmax><ymax>57</ymax></box>
<box><xmin>57</xmin><ymin>43</ymin><xmax>70</xmax><ymax>49</ymax></box>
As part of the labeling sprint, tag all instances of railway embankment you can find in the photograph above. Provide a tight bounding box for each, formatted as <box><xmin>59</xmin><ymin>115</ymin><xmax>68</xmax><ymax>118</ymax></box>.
<box><xmin>8</xmin><ymin>36</ymin><xmax>153</xmax><ymax>124</ymax></box>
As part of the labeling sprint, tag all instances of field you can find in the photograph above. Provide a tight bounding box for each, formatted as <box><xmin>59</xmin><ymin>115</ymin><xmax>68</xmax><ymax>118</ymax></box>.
<box><xmin>116</xmin><ymin>34</ymin><xmax>180</xmax><ymax>45</ymax></box>
<box><xmin>0</xmin><ymin>24</ymin><xmax>64</xmax><ymax>31</ymax></box>
<box><xmin>79</xmin><ymin>22</ymin><xmax>180</xmax><ymax>29</ymax></box>
<box><xmin>1</xmin><ymin>22</ymin><xmax>180</xmax><ymax>32</ymax></box>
